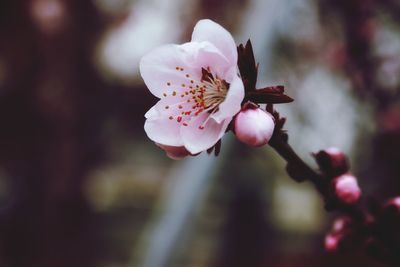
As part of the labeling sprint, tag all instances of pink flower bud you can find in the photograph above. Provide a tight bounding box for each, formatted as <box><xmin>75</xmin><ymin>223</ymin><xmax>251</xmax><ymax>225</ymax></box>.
<box><xmin>155</xmin><ymin>143</ymin><xmax>191</xmax><ymax>160</ymax></box>
<box><xmin>388</xmin><ymin>196</ymin><xmax>400</xmax><ymax>209</ymax></box>
<box><xmin>332</xmin><ymin>217</ymin><xmax>350</xmax><ymax>233</ymax></box>
<box><xmin>384</xmin><ymin>196</ymin><xmax>400</xmax><ymax>216</ymax></box>
<box><xmin>234</xmin><ymin>108</ymin><xmax>275</xmax><ymax>147</ymax></box>
<box><xmin>325</xmin><ymin>216</ymin><xmax>355</xmax><ymax>252</ymax></box>
<box><xmin>333</xmin><ymin>174</ymin><xmax>361</xmax><ymax>204</ymax></box>
<box><xmin>314</xmin><ymin>147</ymin><xmax>349</xmax><ymax>177</ymax></box>
<box><xmin>325</xmin><ymin>233</ymin><xmax>340</xmax><ymax>252</ymax></box>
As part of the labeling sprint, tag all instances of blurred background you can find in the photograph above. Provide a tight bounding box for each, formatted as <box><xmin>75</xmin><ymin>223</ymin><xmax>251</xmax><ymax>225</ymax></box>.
<box><xmin>0</xmin><ymin>0</ymin><xmax>399</xmax><ymax>266</ymax></box>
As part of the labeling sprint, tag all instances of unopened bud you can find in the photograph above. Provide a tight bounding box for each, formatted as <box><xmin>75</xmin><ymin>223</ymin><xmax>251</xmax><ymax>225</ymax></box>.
<box><xmin>387</xmin><ymin>197</ymin><xmax>400</xmax><ymax>210</ymax></box>
<box><xmin>234</xmin><ymin>107</ymin><xmax>275</xmax><ymax>147</ymax></box>
<box><xmin>156</xmin><ymin>143</ymin><xmax>191</xmax><ymax>160</ymax></box>
<box><xmin>383</xmin><ymin>196</ymin><xmax>400</xmax><ymax>220</ymax></box>
<box><xmin>333</xmin><ymin>174</ymin><xmax>361</xmax><ymax>204</ymax></box>
<box><xmin>325</xmin><ymin>216</ymin><xmax>354</xmax><ymax>252</ymax></box>
<box><xmin>314</xmin><ymin>147</ymin><xmax>349</xmax><ymax>177</ymax></box>
<box><xmin>325</xmin><ymin>233</ymin><xmax>340</xmax><ymax>252</ymax></box>
<box><xmin>332</xmin><ymin>217</ymin><xmax>351</xmax><ymax>233</ymax></box>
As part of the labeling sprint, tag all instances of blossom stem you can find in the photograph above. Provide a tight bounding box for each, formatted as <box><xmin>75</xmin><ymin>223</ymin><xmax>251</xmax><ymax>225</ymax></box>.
<box><xmin>269</xmin><ymin>128</ymin><xmax>324</xmax><ymax>189</ymax></box>
<box><xmin>269</xmin><ymin>127</ymin><xmax>366</xmax><ymax>222</ymax></box>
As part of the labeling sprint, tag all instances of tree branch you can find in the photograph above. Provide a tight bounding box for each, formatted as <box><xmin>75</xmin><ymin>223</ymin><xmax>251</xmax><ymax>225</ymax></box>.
<box><xmin>269</xmin><ymin>127</ymin><xmax>366</xmax><ymax>222</ymax></box>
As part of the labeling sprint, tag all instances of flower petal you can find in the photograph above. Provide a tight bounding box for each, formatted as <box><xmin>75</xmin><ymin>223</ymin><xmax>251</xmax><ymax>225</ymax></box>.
<box><xmin>148</xmin><ymin>95</ymin><xmax>197</xmax><ymax>127</ymax></box>
<box><xmin>140</xmin><ymin>42</ymin><xmax>230</xmax><ymax>98</ymax></box>
<box><xmin>181</xmin><ymin>112</ymin><xmax>231</xmax><ymax>154</ymax></box>
<box><xmin>191</xmin><ymin>19</ymin><xmax>237</xmax><ymax>68</ymax></box>
<box><xmin>140</xmin><ymin>44</ymin><xmax>198</xmax><ymax>98</ymax></box>
<box><xmin>186</xmin><ymin>41</ymin><xmax>232</xmax><ymax>78</ymax></box>
<box><xmin>144</xmin><ymin>116</ymin><xmax>183</xmax><ymax>146</ymax></box>
<box><xmin>210</xmin><ymin>71</ymin><xmax>244</xmax><ymax>123</ymax></box>
<box><xmin>145</xmin><ymin>106</ymin><xmax>159</xmax><ymax>119</ymax></box>
<box><xmin>156</xmin><ymin>143</ymin><xmax>191</xmax><ymax>160</ymax></box>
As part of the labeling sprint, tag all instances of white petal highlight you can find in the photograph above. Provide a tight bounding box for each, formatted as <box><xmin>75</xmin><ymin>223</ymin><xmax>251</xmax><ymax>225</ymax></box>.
<box><xmin>140</xmin><ymin>44</ymin><xmax>198</xmax><ymax>98</ymax></box>
<box><xmin>140</xmin><ymin>41</ymin><xmax>234</xmax><ymax>99</ymax></box>
<box><xmin>192</xmin><ymin>19</ymin><xmax>237</xmax><ymax>68</ymax></box>
<box><xmin>181</xmin><ymin>112</ymin><xmax>231</xmax><ymax>154</ymax></box>
<box><xmin>144</xmin><ymin>116</ymin><xmax>183</xmax><ymax>146</ymax></box>
<box><xmin>144</xmin><ymin>106</ymin><xmax>159</xmax><ymax>119</ymax></box>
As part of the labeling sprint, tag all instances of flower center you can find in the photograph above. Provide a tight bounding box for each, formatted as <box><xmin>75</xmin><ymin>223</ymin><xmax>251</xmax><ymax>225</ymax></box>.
<box><xmin>196</xmin><ymin>68</ymin><xmax>229</xmax><ymax>112</ymax></box>
<box><xmin>162</xmin><ymin>66</ymin><xmax>229</xmax><ymax>129</ymax></box>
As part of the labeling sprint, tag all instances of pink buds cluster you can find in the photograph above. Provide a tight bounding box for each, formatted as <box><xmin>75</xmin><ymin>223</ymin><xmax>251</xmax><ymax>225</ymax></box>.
<box><xmin>363</xmin><ymin>196</ymin><xmax>400</xmax><ymax>262</ymax></box>
<box><xmin>315</xmin><ymin>148</ymin><xmax>361</xmax><ymax>205</ymax></box>
<box><xmin>324</xmin><ymin>195</ymin><xmax>400</xmax><ymax>261</ymax></box>
<box><xmin>324</xmin><ymin>217</ymin><xmax>354</xmax><ymax>252</ymax></box>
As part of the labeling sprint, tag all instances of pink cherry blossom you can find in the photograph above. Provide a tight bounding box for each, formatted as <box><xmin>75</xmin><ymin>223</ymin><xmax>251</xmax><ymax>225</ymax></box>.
<box><xmin>140</xmin><ymin>19</ymin><xmax>244</xmax><ymax>155</ymax></box>
<box><xmin>234</xmin><ymin>107</ymin><xmax>275</xmax><ymax>147</ymax></box>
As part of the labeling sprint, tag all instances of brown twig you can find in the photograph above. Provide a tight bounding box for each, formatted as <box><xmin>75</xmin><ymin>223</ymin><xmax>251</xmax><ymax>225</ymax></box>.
<box><xmin>269</xmin><ymin>126</ymin><xmax>366</xmax><ymax>222</ymax></box>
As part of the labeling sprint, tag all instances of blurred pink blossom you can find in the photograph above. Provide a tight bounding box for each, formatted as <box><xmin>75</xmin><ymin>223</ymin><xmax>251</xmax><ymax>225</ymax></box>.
<box><xmin>386</xmin><ymin>196</ymin><xmax>400</xmax><ymax>211</ymax></box>
<box><xmin>31</xmin><ymin>0</ymin><xmax>66</xmax><ymax>34</ymax></box>
<box><xmin>324</xmin><ymin>233</ymin><xmax>340</xmax><ymax>252</ymax></box>
<box><xmin>140</xmin><ymin>19</ymin><xmax>244</xmax><ymax>155</ymax></box>
<box><xmin>324</xmin><ymin>217</ymin><xmax>353</xmax><ymax>252</ymax></box>
<box><xmin>333</xmin><ymin>173</ymin><xmax>361</xmax><ymax>204</ymax></box>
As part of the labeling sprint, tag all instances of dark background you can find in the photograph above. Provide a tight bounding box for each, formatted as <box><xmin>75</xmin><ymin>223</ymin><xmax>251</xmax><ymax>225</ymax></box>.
<box><xmin>0</xmin><ymin>0</ymin><xmax>399</xmax><ymax>266</ymax></box>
